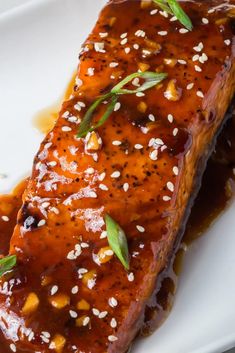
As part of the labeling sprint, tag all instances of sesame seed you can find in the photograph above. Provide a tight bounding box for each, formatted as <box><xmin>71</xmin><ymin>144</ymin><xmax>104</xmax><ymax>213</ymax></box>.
<box><xmin>136</xmin><ymin>225</ymin><xmax>145</xmax><ymax>233</ymax></box>
<box><xmin>99</xmin><ymin>311</ymin><xmax>108</xmax><ymax>319</ymax></box>
<box><xmin>158</xmin><ymin>31</ymin><xmax>167</xmax><ymax>36</ymax></box>
<box><xmin>159</xmin><ymin>10</ymin><xmax>168</xmax><ymax>18</ymax></box>
<box><xmin>179</xmin><ymin>28</ymin><xmax>188</xmax><ymax>33</ymax></box>
<box><xmin>71</xmin><ymin>286</ymin><xmax>79</xmax><ymax>294</ymax></box>
<box><xmin>98</xmin><ymin>172</ymin><xmax>106</xmax><ymax>181</ymax></box>
<box><xmin>108</xmin><ymin>335</ymin><xmax>118</xmax><ymax>342</ymax></box>
<box><xmin>193</xmin><ymin>42</ymin><xmax>203</xmax><ymax>52</ymax></box>
<box><xmin>111</xmin><ymin>171</ymin><xmax>121</xmax><ymax>178</ymax></box>
<box><xmin>200</xmin><ymin>53</ymin><xmax>208</xmax><ymax>62</ymax></box>
<box><xmin>133</xmin><ymin>44</ymin><xmax>139</xmax><ymax>50</ymax></box>
<box><xmin>208</xmin><ymin>8</ymin><xmax>215</xmax><ymax>13</ymax></box>
<box><xmin>168</xmin><ymin>114</ymin><xmax>174</xmax><ymax>123</ymax></box>
<box><xmin>100</xmin><ymin>231</ymin><xmax>107</xmax><ymax>239</ymax></box>
<box><xmin>135</xmin><ymin>30</ymin><xmax>145</xmax><ymax>37</ymax></box>
<box><xmin>134</xmin><ymin>144</ymin><xmax>143</xmax><ymax>150</ymax></box>
<box><xmin>173</xmin><ymin>128</ymin><xmax>178</xmax><ymax>136</ymax></box>
<box><xmin>120</xmin><ymin>38</ymin><xmax>128</xmax><ymax>45</ymax></box>
<box><xmin>224</xmin><ymin>39</ymin><xmax>231</xmax><ymax>46</ymax></box>
<box><xmin>51</xmin><ymin>285</ymin><xmax>58</xmax><ymax>295</ymax></box>
<box><xmin>109</xmin><ymin>297</ymin><xmax>118</xmax><ymax>307</ymax></box>
<box><xmin>48</xmin><ymin>161</ymin><xmax>57</xmax><ymax>167</ymax></box>
<box><xmin>123</xmin><ymin>183</ymin><xmax>129</xmax><ymax>192</ymax></box>
<box><xmin>110</xmin><ymin>62</ymin><xmax>119</xmax><ymax>68</ymax></box>
<box><xmin>10</xmin><ymin>344</ymin><xmax>16</xmax><ymax>352</ymax></box>
<box><xmin>127</xmin><ymin>272</ymin><xmax>134</xmax><ymax>282</ymax></box>
<box><xmin>70</xmin><ymin>310</ymin><xmax>78</xmax><ymax>318</ymax></box>
<box><xmin>99</xmin><ymin>32</ymin><xmax>108</xmax><ymax>38</ymax></box>
<box><xmin>41</xmin><ymin>202</ymin><xmax>50</xmax><ymax>208</ymax></box>
<box><xmin>155</xmin><ymin>138</ymin><xmax>164</xmax><ymax>146</ymax></box>
<box><xmin>163</xmin><ymin>196</ymin><xmax>171</xmax><ymax>202</ymax></box>
<box><xmin>136</xmin><ymin>92</ymin><xmax>145</xmax><ymax>97</ymax></box>
<box><xmin>38</xmin><ymin>219</ymin><xmax>46</xmax><ymax>227</ymax></box>
<box><xmin>173</xmin><ymin>166</ymin><xmax>179</xmax><ymax>175</ymax></box>
<box><xmin>148</xmin><ymin>114</ymin><xmax>155</xmax><ymax>121</ymax></box>
<box><xmin>94</xmin><ymin>42</ymin><xmax>105</xmax><ymax>52</ymax></box>
<box><xmin>85</xmin><ymin>167</ymin><xmax>95</xmax><ymax>174</ymax></box>
<box><xmin>83</xmin><ymin>317</ymin><xmax>90</xmax><ymax>326</ymax></box>
<box><xmin>197</xmin><ymin>91</ymin><xmax>204</xmax><ymax>98</ymax></box>
<box><xmin>92</xmin><ymin>308</ymin><xmax>100</xmax><ymax>316</ymax></box>
<box><xmin>178</xmin><ymin>59</ymin><xmax>187</xmax><ymax>65</ymax></box>
<box><xmin>114</xmin><ymin>102</ymin><xmax>121</xmax><ymax>112</ymax></box>
<box><xmin>150</xmin><ymin>9</ymin><xmax>158</xmax><ymax>15</ymax></box>
<box><xmin>170</xmin><ymin>16</ymin><xmax>177</xmax><ymax>21</ymax></box>
<box><xmin>112</xmin><ymin>140</ymin><xmax>122</xmax><ymax>146</ymax></box>
<box><xmin>124</xmin><ymin>47</ymin><xmax>131</xmax><ymax>54</ymax></box>
<box><xmin>192</xmin><ymin>54</ymin><xmax>199</xmax><ymax>61</ymax></box>
<box><xmin>99</xmin><ymin>184</ymin><xmax>109</xmax><ymax>191</ymax></box>
<box><xmin>202</xmin><ymin>17</ymin><xmax>209</xmax><ymax>24</ymax></box>
<box><xmin>167</xmin><ymin>182</ymin><xmax>174</xmax><ymax>192</ymax></box>
<box><xmin>1</xmin><ymin>216</ymin><xmax>9</xmax><ymax>222</ymax></box>
<box><xmin>187</xmin><ymin>83</ymin><xmax>194</xmax><ymax>90</ymax></box>
<box><xmin>110</xmin><ymin>318</ymin><xmax>117</xmax><ymax>328</ymax></box>
<box><xmin>195</xmin><ymin>65</ymin><xmax>202</xmax><ymax>72</ymax></box>
<box><xmin>62</xmin><ymin>111</ymin><xmax>70</xmax><ymax>118</ymax></box>
<box><xmin>150</xmin><ymin>150</ymin><xmax>158</xmax><ymax>161</ymax></box>
<box><xmin>87</xmin><ymin>67</ymin><xmax>95</xmax><ymax>76</ymax></box>
<box><xmin>120</xmin><ymin>32</ymin><xmax>127</xmax><ymax>38</ymax></box>
<box><xmin>105</xmin><ymin>249</ymin><xmax>114</xmax><ymax>256</ymax></box>
<box><xmin>62</xmin><ymin>126</ymin><xmax>72</xmax><ymax>132</ymax></box>
<box><xmin>89</xmin><ymin>191</ymin><xmax>98</xmax><ymax>198</ymax></box>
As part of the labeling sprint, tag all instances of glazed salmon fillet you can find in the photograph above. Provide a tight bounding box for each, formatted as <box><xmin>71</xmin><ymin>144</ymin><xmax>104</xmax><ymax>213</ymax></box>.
<box><xmin>0</xmin><ymin>1</ymin><xmax>235</xmax><ymax>352</ymax></box>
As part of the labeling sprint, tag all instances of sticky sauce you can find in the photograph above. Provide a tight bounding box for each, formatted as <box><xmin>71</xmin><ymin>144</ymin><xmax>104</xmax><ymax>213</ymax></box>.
<box><xmin>33</xmin><ymin>71</ymin><xmax>77</xmax><ymax>135</ymax></box>
<box><xmin>142</xmin><ymin>112</ymin><xmax>235</xmax><ymax>335</ymax></box>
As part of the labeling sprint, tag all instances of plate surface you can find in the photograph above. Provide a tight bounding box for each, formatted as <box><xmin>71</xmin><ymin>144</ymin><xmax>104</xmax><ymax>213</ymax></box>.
<box><xmin>0</xmin><ymin>1</ymin><xmax>235</xmax><ymax>352</ymax></box>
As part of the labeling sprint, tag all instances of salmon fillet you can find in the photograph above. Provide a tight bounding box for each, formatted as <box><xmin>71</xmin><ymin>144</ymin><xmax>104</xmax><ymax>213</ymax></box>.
<box><xmin>0</xmin><ymin>1</ymin><xmax>235</xmax><ymax>352</ymax></box>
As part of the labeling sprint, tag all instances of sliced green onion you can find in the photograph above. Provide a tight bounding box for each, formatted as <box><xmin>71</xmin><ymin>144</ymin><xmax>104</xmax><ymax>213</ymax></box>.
<box><xmin>0</xmin><ymin>255</ymin><xmax>17</xmax><ymax>277</ymax></box>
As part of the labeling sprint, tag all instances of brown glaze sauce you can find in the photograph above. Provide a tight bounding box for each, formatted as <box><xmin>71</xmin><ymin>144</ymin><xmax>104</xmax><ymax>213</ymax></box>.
<box><xmin>0</xmin><ymin>113</ymin><xmax>234</xmax><ymax>343</ymax></box>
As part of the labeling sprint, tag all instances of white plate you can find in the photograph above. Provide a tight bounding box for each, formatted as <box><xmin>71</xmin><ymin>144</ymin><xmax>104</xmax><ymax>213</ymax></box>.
<box><xmin>0</xmin><ymin>1</ymin><xmax>235</xmax><ymax>352</ymax></box>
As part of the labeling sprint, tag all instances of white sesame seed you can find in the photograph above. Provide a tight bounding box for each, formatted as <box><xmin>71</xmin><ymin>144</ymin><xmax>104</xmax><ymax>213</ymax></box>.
<box><xmin>134</xmin><ymin>144</ymin><xmax>143</xmax><ymax>150</ymax></box>
<box><xmin>168</xmin><ymin>114</ymin><xmax>174</xmax><ymax>123</ymax></box>
<box><xmin>159</xmin><ymin>10</ymin><xmax>168</xmax><ymax>18</ymax></box>
<box><xmin>71</xmin><ymin>285</ymin><xmax>79</xmax><ymax>294</ymax></box>
<box><xmin>135</xmin><ymin>30</ymin><xmax>146</xmax><ymax>37</ymax></box>
<box><xmin>85</xmin><ymin>167</ymin><xmax>95</xmax><ymax>174</ymax></box>
<box><xmin>179</xmin><ymin>28</ymin><xmax>188</xmax><ymax>33</ymax></box>
<box><xmin>224</xmin><ymin>39</ymin><xmax>231</xmax><ymax>46</ymax></box>
<box><xmin>193</xmin><ymin>42</ymin><xmax>203</xmax><ymax>52</ymax></box>
<box><xmin>109</xmin><ymin>297</ymin><xmax>118</xmax><ymax>307</ymax></box>
<box><xmin>48</xmin><ymin>161</ymin><xmax>57</xmax><ymax>167</ymax></box>
<box><xmin>178</xmin><ymin>59</ymin><xmax>187</xmax><ymax>65</ymax></box>
<box><xmin>89</xmin><ymin>191</ymin><xmax>98</xmax><ymax>198</ymax></box>
<box><xmin>108</xmin><ymin>335</ymin><xmax>118</xmax><ymax>342</ymax></box>
<box><xmin>158</xmin><ymin>31</ymin><xmax>167</xmax><ymax>36</ymax></box>
<box><xmin>99</xmin><ymin>32</ymin><xmax>108</xmax><ymax>38</ymax></box>
<box><xmin>62</xmin><ymin>111</ymin><xmax>70</xmax><ymax>118</ymax></box>
<box><xmin>51</xmin><ymin>285</ymin><xmax>58</xmax><ymax>296</ymax></box>
<box><xmin>155</xmin><ymin>138</ymin><xmax>164</xmax><ymax>146</ymax></box>
<box><xmin>173</xmin><ymin>128</ymin><xmax>178</xmax><ymax>136</ymax></box>
<box><xmin>70</xmin><ymin>310</ymin><xmax>78</xmax><ymax>319</ymax></box>
<box><xmin>114</xmin><ymin>102</ymin><xmax>121</xmax><ymax>112</ymax></box>
<box><xmin>124</xmin><ymin>47</ymin><xmax>131</xmax><ymax>54</ymax></box>
<box><xmin>41</xmin><ymin>202</ymin><xmax>50</xmax><ymax>208</ymax></box>
<box><xmin>123</xmin><ymin>183</ymin><xmax>129</xmax><ymax>192</ymax></box>
<box><xmin>110</xmin><ymin>62</ymin><xmax>119</xmax><ymax>68</ymax></box>
<box><xmin>99</xmin><ymin>311</ymin><xmax>108</xmax><ymax>319</ymax></box>
<box><xmin>150</xmin><ymin>9</ymin><xmax>158</xmax><ymax>15</ymax></box>
<box><xmin>173</xmin><ymin>166</ymin><xmax>179</xmax><ymax>176</ymax></box>
<box><xmin>192</xmin><ymin>54</ymin><xmax>199</xmax><ymax>61</ymax></box>
<box><xmin>163</xmin><ymin>196</ymin><xmax>171</xmax><ymax>202</ymax></box>
<box><xmin>94</xmin><ymin>42</ymin><xmax>105</xmax><ymax>52</ymax></box>
<box><xmin>148</xmin><ymin>114</ymin><xmax>155</xmax><ymax>121</ymax></box>
<box><xmin>200</xmin><ymin>53</ymin><xmax>208</xmax><ymax>62</ymax></box>
<box><xmin>167</xmin><ymin>182</ymin><xmax>174</xmax><ymax>192</ymax></box>
<box><xmin>133</xmin><ymin>44</ymin><xmax>140</xmax><ymax>50</ymax></box>
<box><xmin>187</xmin><ymin>83</ymin><xmax>194</xmax><ymax>90</ymax></box>
<box><xmin>1</xmin><ymin>215</ymin><xmax>9</xmax><ymax>222</ymax></box>
<box><xmin>195</xmin><ymin>65</ymin><xmax>202</xmax><ymax>72</ymax></box>
<box><xmin>110</xmin><ymin>318</ymin><xmax>117</xmax><ymax>328</ymax></box>
<box><xmin>104</xmin><ymin>250</ymin><xmax>114</xmax><ymax>256</ymax></box>
<box><xmin>136</xmin><ymin>92</ymin><xmax>145</xmax><ymax>97</ymax></box>
<box><xmin>127</xmin><ymin>272</ymin><xmax>135</xmax><ymax>282</ymax></box>
<box><xmin>136</xmin><ymin>225</ymin><xmax>145</xmax><ymax>233</ymax></box>
<box><xmin>100</xmin><ymin>231</ymin><xmax>107</xmax><ymax>239</ymax></box>
<box><xmin>38</xmin><ymin>219</ymin><xmax>46</xmax><ymax>227</ymax></box>
<box><xmin>208</xmin><ymin>8</ymin><xmax>215</xmax><ymax>13</ymax></box>
<box><xmin>202</xmin><ymin>17</ymin><xmax>209</xmax><ymax>24</ymax></box>
<box><xmin>99</xmin><ymin>184</ymin><xmax>109</xmax><ymax>191</ymax></box>
<box><xmin>150</xmin><ymin>150</ymin><xmax>158</xmax><ymax>161</ymax></box>
<box><xmin>62</xmin><ymin>126</ymin><xmax>72</xmax><ymax>132</ymax></box>
<box><xmin>197</xmin><ymin>91</ymin><xmax>204</xmax><ymax>98</ymax></box>
<box><xmin>170</xmin><ymin>15</ymin><xmax>177</xmax><ymax>21</ymax></box>
<box><xmin>120</xmin><ymin>38</ymin><xmax>128</xmax><ymax>45</ymax></box>
<box><xmin>10</xmin><ymin>344</ymin><xmax>16</xmax><ymax>352</ymax></box>
<box><xmin>120</xmin><ymin>32</ymin><xmax>127</xmax><ymax>39</ymax></box>
<box><xmin>83</xmin><ymin>317</ymin><xmax>90</xmax><ymax>326</ymax></box>
<box><xmin>98</xmin><ymin>172</ymin><xmax>106</xmax><ymax>181</ymax></box>
<box><xmin>92</xmin><ymin>308</ymin><xmax>100</xmax><ymax>316</ymax></box>
<box><xmin>111</xmin><ymin>171</ymin><xmax>121</xmax><ymax>178</ymax></box>
<box><xmin>112</xmin><ymin>140</ymin><xmax>122</xmax><ymax>146</ymax></box>
<box><xmin>87</xmin><ymin>67</ymin><xmax>95</xmax><ymax>76</ymax></box>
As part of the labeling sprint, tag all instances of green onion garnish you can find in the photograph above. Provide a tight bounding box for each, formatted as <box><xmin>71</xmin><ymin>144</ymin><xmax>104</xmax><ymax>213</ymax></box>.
<box><xmin>77</xmin><ymin>71</ymin><xmax>167</xmax><ymax>138</ymax></box>
<box><xmin>0</xmin><ymin>255</ymin><xmax>17</xmax><ymax>277</ymax></box>
<box><xmin>105</xmin><ymin>214</ymin><xmax>130</xmax><ymax>270</ymax></box>
<box><xmin>153</xmin><ymin>0</ymin><xmax>193</xmax><ymax>31</ymax></box>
